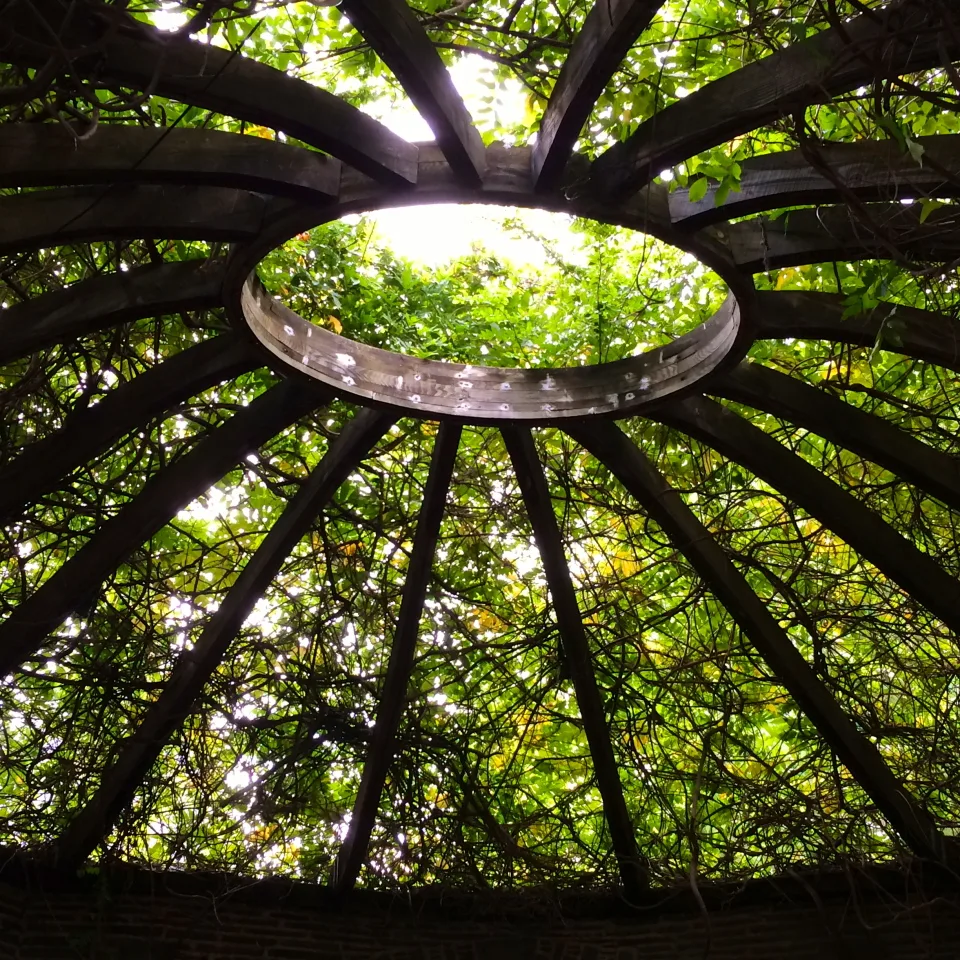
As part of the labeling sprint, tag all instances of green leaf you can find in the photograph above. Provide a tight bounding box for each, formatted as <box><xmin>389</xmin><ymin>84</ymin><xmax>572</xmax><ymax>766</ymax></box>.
<box><xmin>687</xmin><ymin>176</ymin><xmax>709</xmax><ymax>204</ymax></box>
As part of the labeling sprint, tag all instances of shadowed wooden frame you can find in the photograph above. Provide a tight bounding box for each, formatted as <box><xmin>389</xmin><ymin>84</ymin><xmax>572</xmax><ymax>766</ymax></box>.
<box><xmin>54</xmin><ymin>407</ymin><xmax>395</xmax><ymax>871</ymax></box>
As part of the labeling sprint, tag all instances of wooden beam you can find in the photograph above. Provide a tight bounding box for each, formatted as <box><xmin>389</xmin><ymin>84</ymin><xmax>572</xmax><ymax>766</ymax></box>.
<box><xmin>0</xmin><ymin>125</ymin><xmax>341</xmax><ymax>201</ymax></box>
<box><xmin>333</xmin><ymin>422</ymin><xmax>462</xmax><ymax>892</ymax></box>
<box><xmin>713</xmin><ymin>363</ymin><xmax>960</xmax><ymax>512</ymax></box>
<box><xmin>501</xmin><ymin>425</ymin><xmax>646</xmax><ymax>897</ymax></box>
<box><xmin>719</xmin><ymin>203</ymin><xmax>960</xmax><ymax>273</ymax></box>
<box><xmin>563</xmin><ymin>418</ymin><xmax>949</xmax><ymax>865</ymax></box>
<box><xmin>54</xmin><ymin>407</ymin><xmax>395</xmax><ymax>871</ymax></box>
<box><xmin>0</xmin><ymin>260</ymin><xmax>224</xmax><ymax>365</ymax></box>
<box><xmin>531</xmin><ymin>0</ymin><xmax>663</xmax><ymax>191</ymax></box>
<box><xmin>668</xmin><ymin>136</ymin><xmax>960</xmax><ymax>230</ymax></box>
<box><xmin>590</xmin><ymin>0</ymin><xmax>955</xmax><ymax>198</ymax></box>
<box><xmin>2</xmin><ymin>0</ymin><xmax>418</xmax><ymax>186</ymax></box>
<box><xmin>754</xmin><ymin>290</ymin><xmax>960</xmax><ymax>371</ymax></box>
<box><xmin>339</xmin><ymin>0</ymin><xmax>484</xmax><ymax>185</ymax></box>
<box><xmin>0</xmin><ymin>335</ymin><xmax>261</xmax><ymax>522</ymax></box>
<box><xmin>656</xmin><ymin>396</ymin><xmax>960</xmax><ymax>639</ymax></box>
<box><xmin>0</xmin><ymin>185</ymin><xmax>266</xmax><ymax>256</ymax></box>
<box><xmin>0</xmin><ymin>379</ymin><xmax>327</xmax><ymax>677</ymax></box>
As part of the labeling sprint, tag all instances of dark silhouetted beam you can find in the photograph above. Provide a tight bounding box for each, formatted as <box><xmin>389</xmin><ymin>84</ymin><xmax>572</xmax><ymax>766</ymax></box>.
<box><xmin>501</xmin><ymin>425</ymin><xmax>646</xmax><ymax>897</ymax></box>
<box><xmin>713</xmin><ymin>363</ymin><xmax>960</xmax><ymax>512</ymax></box>
<box><xmin>0</xmin><ymin>335</ymin><xmax>261</xmax><ymax>521</ymax></box>
<box><xmin>754</xmin><ymin>291</ymin><xmax>960</xmax><ymax>372</ymax></box>
<box><xmin>591</xmin><ymin>0</ymin><xmax>955</xmax><ymax>198</ymax></box>
<box><xmin>339</xmin><ymin>0</ymin><xmax>484</xmax><ymax>185</ymax></box>
<box><xmin>0</xmin><ymin>125</ymin><xmax>341</xmax><ymax>201</ymax></box>
<box><xmin>669</xmin><ymin>136</ymin><xmax>960</xmax><ymax>230</ymax></box>
<box><xmin>0</xmin><ymin>260</ymin><xmax>224</xmax><ymax>364</ymax></box>
<box><xmin>333</xmin><ymin>421</ymin><xmax>461</xmax><ymax>892</ymax></box>
<box><xmin>3</xmin><ymin>0</ymin><xmax>418</xmax><ymax>186</ymax></box>
<box><xmin>720</xmin><ymin>203</ymin><xmax>960</xmax><ymax>273</ymax></box>
<box><xmin>0</xmin><ymin>185</ymin><xmax>266</xmax><ymax>256</ymax></box>
<box><xmin>532</xmin><ymin>0</ymin><xmax>662</xmax><ymax>191</ymax></box>
<box><xmin>54</xmin><ymin>407</ymin><xmax>395</xmax><ymax>871</ymax></box>
<box><xmin>564</xmin><ymin>418</ymin><xmax>950</xmax><ymax>865</ymax></box>
<box><xmin>0</xmin><ymin>379</ymin><xmax>328</xmax><ymax>676</ymax></box>
<box><xmin>657</xmin><ymin>396</ymin><xmax>960</xmax><ymax>637</ymax></box>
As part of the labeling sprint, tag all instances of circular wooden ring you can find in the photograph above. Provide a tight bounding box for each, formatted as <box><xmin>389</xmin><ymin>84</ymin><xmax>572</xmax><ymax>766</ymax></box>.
<box><xmin>227</xmin><ymin>145</ymin><xmax>756</xmax><ymax>423</ymax></box>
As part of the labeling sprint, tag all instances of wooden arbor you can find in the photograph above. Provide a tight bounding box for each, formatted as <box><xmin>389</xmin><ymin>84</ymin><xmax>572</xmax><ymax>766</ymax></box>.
<box><xmin>2</xmin><ymin>0</ymin><xmax>960</xmax><ymax>895</ymax></box>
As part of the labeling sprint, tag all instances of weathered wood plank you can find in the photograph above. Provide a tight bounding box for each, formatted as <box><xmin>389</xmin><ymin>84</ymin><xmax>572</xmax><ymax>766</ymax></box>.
<box><xmin>713</xmin><ymin>363</ymin><xmax>960</xmax><ymax>512</ymax></box>
<box><xmin>657</xmin><ymin>396</ymin><xmax>960</xmax><ymax>639</ymax></box>
<box><xmin>564</xmin><ymin>418</ymin><xmax>950</xmax><ymax>864</ymax></box>
<box><xmin>590</xmin><ymin>0</ymin><xmax>956</xmax><ymax>198</ymax></box>
<box><xmin>1</xmin><ymin>0</ymin><xmax>418</xmax><ymax>185</ymax></box>
<box><xmin>0</xmin><ymin>185</ymin><xmax>266</xmax><ymax>256</ymax></box>
<box><xmin>719</xmin><ymin>203</ymin><xmax>960</xmax><ymax>273</ymax></box>
<box><xmin>241</xmin><ymin>274</ymin><xmax>744</xmax><ymax>422</ymax></box>
<box><xmin>54</xmin><ymin>407</ymin><xmax>394</xmax><ymax>871</ymax></box>
<box><xmin>339</xmin><ymin>0</ymin><xmax>484</xmax><ymax>185</ymax></box>
<box><xmin>754</xmin><ymin>290</ymin><xmax>960</xmax><ymax>371</ymax></box>
<box><xmin>669</xmin><ymin>136</ymin><xmax>960</xmax><ymax>230</ymax></box>
<box><xmin>333</xmin><ymin>421</ymin><xmax>461</xmax><ymax>891</ymax></box>
<box><xmin>532</xmin><ymin>0</ymin><xmax>663</xmax><ymax>191</ymax></box>
<box><xmin>501</xmin><ymin>425</ymin><xmax>646</xmax><ymax>897</ymax></box>
<box><xmin>0</xmin><ymin>260</ymin><xmax>224</xmax><ymax>365</ymax></box>
<box><xmin>0</xmin><ymin>335</ymin><xmax>261</xmax><ymax>522</ymax></box>
<box><xmin>0</xmin><ymin>379</ymin><xmax>327</xmax><ymax>677</ymax></box>
<box><xmin>0</xmin><ymin>124</ymin><xmax>341</xmax><ymax>201</ymax></box>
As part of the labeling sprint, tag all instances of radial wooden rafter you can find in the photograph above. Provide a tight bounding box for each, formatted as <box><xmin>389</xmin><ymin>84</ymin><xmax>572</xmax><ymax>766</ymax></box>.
<box><xmin>0</xmin><ymin>0</ymin><xmax>957</xmax><ymax>893</ymax></box>
<box><xmin>54</xmin><ymin>407</ymin><xmax>395</xmax><ymax>871</ymax></box>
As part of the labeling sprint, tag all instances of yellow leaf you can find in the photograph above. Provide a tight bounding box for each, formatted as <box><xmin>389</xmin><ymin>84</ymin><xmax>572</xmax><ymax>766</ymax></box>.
<box><xmin>326</xmin><ymin>315</ymin><xmax>342</xmax><ymax>334</ymax></box>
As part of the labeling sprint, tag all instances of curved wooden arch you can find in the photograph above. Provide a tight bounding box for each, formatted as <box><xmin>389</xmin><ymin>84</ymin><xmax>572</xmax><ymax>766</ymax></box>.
<box><xmin>658</xmin><ymin>396</ymin><xmax>960</xmax><ymax>639</ymax></box>
<box><xmin>719</xmin><ymin>203</ymin><xmax>960</xmax><ymax>273</ymax></box>
<box><xmin>713</xmin><ymin>363</ymin><xmax>960</xmax><ymax>512</ymax></box>
<box><xmin>0</xmin><ymin>380</ymin><xmax>326</xmax><ymax>678</ymax></box>
<box><xmin>590</xmin><ymin>0</ymin><xmax>955</xmax><ymax>199</ymax></box>
<box><xmin>241</xmin><ymin>274</ymin><xmax>743</xmax><ymax>423</ymax></box>
<box><xmin>0</xmin><ymin>125</ymin><xmax>341</xmax><ymax>201</ymax></box>
<box><xmin>2</xmin><ymin>0</ymin><xmax>418</xmax><ymax>185</ymax></box>
<box><xmin>0</xmin><ymin>185</ymin><xmax>267</xmax><ymax>256</ymax></box>
<box><xmin>754</xmin><ymin>290</ymin><xmax>960</xmax><ymax>371</ymax></box>
<box><xmin>0</xmin><ymin>260</ymin><xmax>224</xmax><ymax>364</ymax></box>
<box><xmin>668</xmin><ymin>137</ymin><xmax>960</xmax><ymax>231</ymax></box>
<box><xmin>54</xmin><ymin>407</ymin><xmax>394</xmax><ymax>872</ymax></box>
<box><xmin>0</xmin><ymin>335</ymin><xmax>262</xmax><ymax>522</ymax></box>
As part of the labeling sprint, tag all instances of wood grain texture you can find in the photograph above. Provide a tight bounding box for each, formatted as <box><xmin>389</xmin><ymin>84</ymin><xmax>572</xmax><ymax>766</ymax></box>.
<box><xmin>0</xmin><ymin>124</ymin><xmax>341</xmax><ymax>200</ymax></box>
<box><xmin>564</xmin><ymin>418</ymin><xmax>950</xmax><ymax>865</ymax></box>
<box><xmin>0</xmin><ymin>335</ymin><xmax>261</xmax><ymax>521</ymax></box>
<box><xmin>339</xmin><ymin>0</ymin><xmax>484</xmax><ymax>185</ymax></box>
<box><xmin>0</xmin><ymin>380</ymin><xmax>325</xmax><ymax>677</ymax></box>
<box><xmin>532</xmin><ymin>0</ymin><xmax>663</xmax><ymax>191</ymax></box>
<box><xmin>503</xmin><ymin>425</ymin><xmax>647</xmax><ymax>897</ymax></box>
<box><xmin>0</xmin><ymin>259</ymin><xmax>224</xmax><ymax>364</ymax></box>
<box><xmin>718</xmin><ymin>203</ymin><xmax>960</xmax><ymax>273</ymax></box>
<box><xmin>754</xmin><ymin>290</ymin><xmax>960</xmax><ymax>370</ymax></box>
<box><xmin>713</xmin><ymin>363</ymin><xmax>960</xmax><ymax>511</ymax></box>
<box><xmin>1</xmin><ymin>0</ymin><xmax>418</xmax><ymax>185</ymax></box>
<box><xmin>0</xmin><ymin>185</ymin><xmax>266</xmax><ymax>256</ymax></box>
<box><xmin>590</xmin><ymin>0</ymin><xmax>956</xmax><ymax>198</ymax></box>
<box><xmin>658</xmin><ymin>395</ymin><xmax>960</xmax><ymax>640</ymax></box>
<box><xmin>669</xmin><ymin>137</ymin><xmax>960</xmax><ymax>230</ymax></box>
<box><xmin>241</xmin><ymin>274</ymin><xmax>742</xmax><ymax>423</ymax></box>
<box><xmin>54</xmin><ymin>407</ymin><xmax>392</xmax><ymax>871</ymax></box>
<box><xmin>333</xmin><ymin>422</ymin><xmax>461</xmax><ymax>892</ymax></box>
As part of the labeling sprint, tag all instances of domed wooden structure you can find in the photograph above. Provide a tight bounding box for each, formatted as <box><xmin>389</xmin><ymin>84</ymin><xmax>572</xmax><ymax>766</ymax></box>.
<box><xmin>2</xmin><ymin>0</ymin><xmax>960</xmax><ymax>905</ymax></box>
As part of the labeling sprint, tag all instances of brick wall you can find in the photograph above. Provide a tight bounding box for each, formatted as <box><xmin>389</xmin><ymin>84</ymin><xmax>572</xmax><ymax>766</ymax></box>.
<box><xmin>1</xmin><ymin>860</ymin><xmax>958</xmax><ymax>959</ymax></box>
